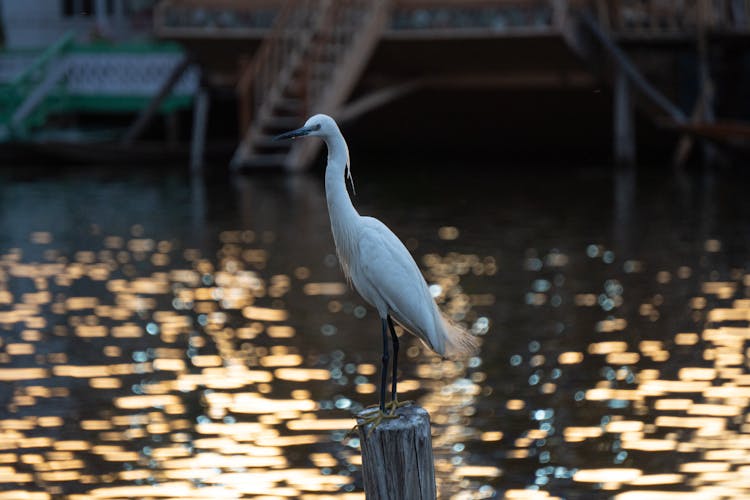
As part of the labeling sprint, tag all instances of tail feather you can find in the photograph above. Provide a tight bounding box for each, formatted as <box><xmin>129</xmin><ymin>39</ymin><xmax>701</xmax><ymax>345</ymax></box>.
<box><xmin>440</xmin><ymin>314</ymin><xmax>480</xmax><ymax>360</ymax></box>
<box><xmin>390</xmin><ymin>303</ymin><xmax>480</xmax><ymax>359</ymax></box>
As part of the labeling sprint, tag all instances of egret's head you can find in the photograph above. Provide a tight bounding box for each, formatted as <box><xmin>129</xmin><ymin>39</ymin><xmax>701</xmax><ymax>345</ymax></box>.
<box><xmin>274</xmin><ymin>114</ymin><xmax>339</xmax><ymax>141</ymax></box>
<box><xmin>274</xmin><ymin>114</ymin><xmax>354</xmax><ymax>193</ymax></box>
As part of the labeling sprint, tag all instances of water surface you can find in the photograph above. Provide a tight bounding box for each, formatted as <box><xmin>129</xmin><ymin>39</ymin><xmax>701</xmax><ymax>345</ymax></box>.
<box><xmin>0</xmin><ymin>163</ymin><xmax>748</xmax><ymax>499</ymax></box>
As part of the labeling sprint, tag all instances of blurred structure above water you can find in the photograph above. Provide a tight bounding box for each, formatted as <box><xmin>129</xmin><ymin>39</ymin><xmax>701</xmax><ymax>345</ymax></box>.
<box><xmin>0</xmin><ymin>1</ymin><xmax>748</xmax><ymax>168</ymax></box>
<box><xmin>0</xmin><ymin>1</ymin><xmax>200</xmax><ymax>165</ymax></box>
<box><xmin>155</xmin><ymin>0</ymin><xmax>750</xmax><ymax>170</ymax></box>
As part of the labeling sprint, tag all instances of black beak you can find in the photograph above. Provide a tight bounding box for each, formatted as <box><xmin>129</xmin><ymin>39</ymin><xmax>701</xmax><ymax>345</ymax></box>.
<box><xmin>274</xmin><ymin>125</ymin><xmax>315</xmax><ymax>141</ymax></box>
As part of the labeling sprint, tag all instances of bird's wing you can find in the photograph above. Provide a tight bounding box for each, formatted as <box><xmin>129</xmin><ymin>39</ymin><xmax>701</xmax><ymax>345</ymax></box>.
<box><xmin>353</xmin><ymin>217</ymin><xmax>444</xmax><ymax>354</ymax></box>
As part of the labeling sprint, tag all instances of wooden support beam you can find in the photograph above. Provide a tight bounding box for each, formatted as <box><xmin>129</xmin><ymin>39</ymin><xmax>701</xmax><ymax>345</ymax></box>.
<box><xmin>580</xmin><ymin>12</ymin><xmax>687</xmax><ymax>124</ymax></box>
<box><xmin>613</xmin><ymin>66</ymin><xmax>635</xmax><ymax>166</ymax></box>
<box><xmin>672</xmin><ymin>95</ymin><xmax>705</xmax><ymax>167</ymax></box>
<box><xmin>338</xmin><ymin>81</ymin><xmax>422</xmax><ymax>123</ymax></box>
<box><xmin>190</xmin><ymin>88</ymin><xmax>211</xmax><ymax>173</ymax></box>
<box><xmin>357</xmin><ymin>405</ymin><xmax>436</xmax><ymax>500</ymax></box>
<box><xmin>674</xmin><ymin>3</ymin><xmax>719</xmax><ymax>168</ymax></box>
<box><xmin>695</xmin><ymin>4</ymin><xmax>719</xmax><ymax>166</ymax></box>
<box><xmin>613</xmin><ymin>160</ymin><xmax>636</xmax><ymax>259</ymax></box>
<box><xmin>122</xmin><ymin>56</ymin><xmax>192</xmax><ymax>145</ymax></box>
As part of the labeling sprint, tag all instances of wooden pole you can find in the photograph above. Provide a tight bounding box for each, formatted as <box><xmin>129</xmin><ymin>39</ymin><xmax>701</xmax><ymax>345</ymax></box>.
<box><xmin>357</xmin><ymin>405</ymin><xmax>436</xmax><ymax>500</ymax></box>
<box><xmin>190</xmin><ymin>88</ymin><xmax>210</xmax><ymax>173</ymax></box>
<box><xmin>580</xmin><ymin>12</ymin><xmax>687</xmax><ymax>124</ymax></box>
<box><xmin>121</xmin><ymin>56</ymin><xmax>191</xmax><ymax>145</ymax></box>
<box><xmin>613</xmin><ymin>66</ymin><xmax>635</xmax><ymax>166</ymax></box>
<box><xmin>695</xmin><ymin>1</ymin><xmax>718</xmax><ymax>166</ymax></box>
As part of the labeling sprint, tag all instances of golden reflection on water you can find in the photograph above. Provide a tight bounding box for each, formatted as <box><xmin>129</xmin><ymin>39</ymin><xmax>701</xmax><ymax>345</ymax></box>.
<box><xmin>0</xmin><ymin>227</ymin><xmax>495</xmax><ymax>499</ymax></box>
<box><xmin>515</xmin><ymin>250</ymin><xmax>747</xmax><ymax>499</ymax></box>
<box><xmin>4</xmin><ymin>220</ymin><xmax>748</xmax><ymax>499</ymax></box>
<box><xmin>485</xmin><ymin>239</ymin><xmax>750</xmax><ymax>499</ymax></box>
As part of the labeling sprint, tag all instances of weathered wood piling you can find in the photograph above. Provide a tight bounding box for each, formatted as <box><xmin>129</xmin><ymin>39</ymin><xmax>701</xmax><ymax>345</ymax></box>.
<box><xmin>357</xmin><ymin>405</ymin><xmax>436</xmax><ymax>500</ymax></box>
<box><xmin>613</xmin><ymin>67</ymin><xmax>635</xmax><ymax>167</ymax></box>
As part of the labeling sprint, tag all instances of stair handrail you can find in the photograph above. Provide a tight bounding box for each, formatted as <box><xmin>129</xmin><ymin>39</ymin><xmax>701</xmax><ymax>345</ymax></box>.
<box><xmin>303</xmin><ymin>0</ymin><xmax>390</xmax><ymax>115</ymax></box>
<box><xmin>237</xmin><ymin>2</ymin><xmax>293</xmax><ymax>129</ymax></box>
<box><xmin>0</xmin><ymin>31</ymin><xmax>76</xmax><ymax>137</ymax></box>
<box><xmin>236</xmin><ymin>2</ymin><xmax>293</xmax><ymax>133</ymax></box>
<box><xmin>237</xmin><ymin>0</ymin><xmax>329</xmax><ymax>134</ymax></box>
<box><xmin>233</xmin><ymin>0</ymin><xmax>390</xmax><ymax>169</ymax></box>
<box><xmin>285</xmin><ymin>0</ymin><xmax>390</xmax><ymax>171</ymax></box>
<box><xmin>7</xmin><ymin>31</ymin><xmax>75</xmax><ymax>88</ymax></box>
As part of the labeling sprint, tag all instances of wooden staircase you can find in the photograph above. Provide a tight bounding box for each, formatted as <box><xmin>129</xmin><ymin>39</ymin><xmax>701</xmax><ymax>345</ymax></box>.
<box><xmin>231</xmin><ymin>0</ymin><xmax>390</xmax><ymax>172</ymax></box>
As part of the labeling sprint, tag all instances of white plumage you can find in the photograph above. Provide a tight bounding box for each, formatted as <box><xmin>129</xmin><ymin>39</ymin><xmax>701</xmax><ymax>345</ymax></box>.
<box><xmin>276</xmin><ymin>114</ymin><xmax>478</xmax><ymax>411</ymax></box>
<box><xmin>350</xmin><ymin>216</ymin><xmax>466</xmax><ymax>358</ymax></box>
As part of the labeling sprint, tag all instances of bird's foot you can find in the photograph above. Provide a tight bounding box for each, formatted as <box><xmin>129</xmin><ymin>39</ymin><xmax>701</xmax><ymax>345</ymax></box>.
<box><xmin>356</xmin><ymin>407</ymin><xmax>399</xmax><ymax>436</ymax></box>
<box><xmin>385</xmin><ymin>398</ymin><xmax>413</xmax><ymax>415</ymax></box>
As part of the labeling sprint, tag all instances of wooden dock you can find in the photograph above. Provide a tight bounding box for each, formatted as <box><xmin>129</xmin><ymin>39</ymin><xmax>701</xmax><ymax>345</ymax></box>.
<box><xmin>153</xmin><ymin>0</ymin><xmax>750</xmax><ymax>170</ymax></box>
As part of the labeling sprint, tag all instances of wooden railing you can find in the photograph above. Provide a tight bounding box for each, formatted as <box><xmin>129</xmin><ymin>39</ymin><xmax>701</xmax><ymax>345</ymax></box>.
<box><xmin>230</xmin><ymin>0</ymin><xmax>391</xmax><ymax>169</ymax></box>
<box><xmin>156</xmin><ymin>0</ymin><xmax>750</xmax><ymax>38</ymax></box>
<box><xmin>154</xmin><ymin>0</ymin><xmax>577</xmax><ymax>41</ymax></box>
<box><xmin>593</xmin><ymin>0</ymin><xmax>750</xmax><ymax>36</ymax></box>
<box><xmin>236</xmin><ymin>0</ymin><xmax>326</xmax><ymax>134</ymax></box>
<box><xmin>154</xmin><ymin>0</ymin><xmax>279</xmax><ymax>37</ymax></box>
<box><xmin>235</xmin><ymin>0</ymin><xmax>389</xmax><ymax>139</ymax></box>
<box><xmin>0</xmin><ymin>32</ymin><xmax>75</xmax><ymax>138</ymax></box>
<box><xmin>304</xmin><ymin>0</ymin><xmax>389</xmax><ymax>113</ymax></box>
<box><xmin>390</xmin><ymin>0</ymin><xmax>572</xmax><ymax>31</ymax></box>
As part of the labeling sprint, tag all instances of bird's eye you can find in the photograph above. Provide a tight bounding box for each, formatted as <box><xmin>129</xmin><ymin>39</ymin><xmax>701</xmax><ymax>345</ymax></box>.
<box><xmin>312</xmin><ymin>123</ymin><xmax>321</xmax><ymax>131</ymax></box>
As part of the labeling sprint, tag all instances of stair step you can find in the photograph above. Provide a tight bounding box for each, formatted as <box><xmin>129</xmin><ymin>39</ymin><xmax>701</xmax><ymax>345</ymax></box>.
<box><xmin>285</xmin><ymin>63</ymin><xmax>336</xmax><ymax>95</ymax></box>
<box><xmin>233</xmin><ymin>0</ymin><xmax>389</xmax><ymax>171</ymax></box>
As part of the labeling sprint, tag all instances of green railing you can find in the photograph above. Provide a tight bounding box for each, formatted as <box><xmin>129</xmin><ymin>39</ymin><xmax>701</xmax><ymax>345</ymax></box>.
<box><xmin>0</xmin><ymin>32</ymin><xmax>75</xmax><ymax>138</ymax></box>
<box><xmin>59</xmin><ymin>39</ymin><xmax>193</xmax><ymax>116</ymax></box>
<box><xmin>0</xmin><ymin>34</ymin><xmax>195</xmax><ymax>142</ymax></box>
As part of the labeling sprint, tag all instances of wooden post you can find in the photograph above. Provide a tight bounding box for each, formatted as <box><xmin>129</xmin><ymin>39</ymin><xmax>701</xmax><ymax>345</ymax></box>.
<box><xmin>190</xmin><ymin>88</ymin><xmax>210</xmax><ymax>173</ymax></box>
<box><xmin>695</xmin><ymin>2</ymin><xmax>718</xmax><ymax>166</ymax></box>
<box><xmin>613</xmin><ymin>162</ymin><xmax>636</xmax><ymax>259</ymax></box>
<box><xmin>580</xmin><ymin>13</ymin><xmax>687</xmax><ymax>124</ymax></box>
<box><xmin>613</xmin><ymin>67</ymin><xmax>635</xmax><ymax>166</ymax></box>
<box><xmin>357</xmin><ymin>405</ymin><xmax>436</xmax><ymax>500</ymax></box>
<box><xmin>551</xmin><ymin>0</ymin><xmax>567</xmax><ymax>30</ymax></box>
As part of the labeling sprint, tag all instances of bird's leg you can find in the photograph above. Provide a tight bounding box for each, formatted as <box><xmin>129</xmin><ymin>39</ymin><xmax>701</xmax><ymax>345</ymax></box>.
<box><xmin>389</xmin><ymin>315</ymin><xmax>399</xmax><ymax>403</ymax></box>
<box><xmin>355</xmin><ymin>318</ymin><xmax>398</xmax><ymax>435</ymax></box>
<box><xmin>385</xmin><ymin>316</ymin><xmax>413</xmax><ymax>414</ymax></box>
<box><xmin>379</xmin><ymin>317</ymin><xmax>389</xmax><ymax>412</ymax></box>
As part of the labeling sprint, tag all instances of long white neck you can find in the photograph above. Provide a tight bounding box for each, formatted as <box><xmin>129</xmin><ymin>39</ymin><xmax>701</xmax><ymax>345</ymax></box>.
<box><xmin>323</xmin><ymin>129</ymin><xmax>359</xmax><ymax>279</ymax></box>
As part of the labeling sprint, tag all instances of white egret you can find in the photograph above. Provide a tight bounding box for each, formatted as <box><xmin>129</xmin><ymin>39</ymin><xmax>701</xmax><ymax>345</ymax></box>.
<box><xmin>275</xmin><ymin>114</ymin><xmax>478</xmax><ymax>421</ymax></box>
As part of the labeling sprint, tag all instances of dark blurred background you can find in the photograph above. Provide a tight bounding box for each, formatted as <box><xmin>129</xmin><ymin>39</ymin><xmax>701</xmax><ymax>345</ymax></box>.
<box><xmin>0</xmin><ymin>1</ymin><xmax>748</xmax><ymax>170</ymax></box>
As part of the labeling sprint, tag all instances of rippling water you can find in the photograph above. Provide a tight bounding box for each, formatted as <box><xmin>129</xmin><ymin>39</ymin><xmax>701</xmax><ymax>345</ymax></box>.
<box><xmin>0</xmin><ymin>164</ymin><xmax>747</xmax><ymax>499</ymax></box>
